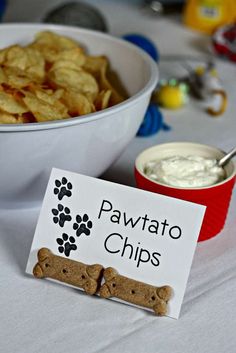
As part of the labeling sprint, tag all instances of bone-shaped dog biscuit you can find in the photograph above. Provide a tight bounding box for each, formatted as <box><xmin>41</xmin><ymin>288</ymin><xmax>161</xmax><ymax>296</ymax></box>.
<box><xmin>33</xmin><ymin>248</ymin><xmax>103</xmax><ymax>295</ymax></box>
<box><xmin>100</xmin><ymin>267</ymin><xmax>172</xmax><ymax>315</ymax></box>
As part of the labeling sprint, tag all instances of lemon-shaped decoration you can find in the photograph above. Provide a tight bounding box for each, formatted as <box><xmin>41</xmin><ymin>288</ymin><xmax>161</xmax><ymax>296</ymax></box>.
<box><xmin>155</xmin><ymin>84</ymin><xmax>186</xmax><ymax>109</ymax></box>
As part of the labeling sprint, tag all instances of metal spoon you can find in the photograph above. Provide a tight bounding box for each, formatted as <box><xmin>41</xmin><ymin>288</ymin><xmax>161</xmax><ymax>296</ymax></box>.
<box><xmin>218</xmin><ymin>147</ymin><xmax>236</xmax><ymax>167</ymax></box>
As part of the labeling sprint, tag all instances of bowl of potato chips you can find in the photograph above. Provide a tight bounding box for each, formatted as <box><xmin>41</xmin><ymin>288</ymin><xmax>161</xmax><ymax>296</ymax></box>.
<box><xmin>0</xmin><ymin>24</ymin><xmax>158</xmax><ymax>204</ymax></box>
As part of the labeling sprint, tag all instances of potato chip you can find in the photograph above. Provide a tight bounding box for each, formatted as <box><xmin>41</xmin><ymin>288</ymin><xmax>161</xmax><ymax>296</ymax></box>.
<box><xmin>34</xmin><ymin>31</ymin><xmax>80</xmax><ymax>51</ymax></box>
<box><xmin>0</xmin><ymin>47</ymin><xmax>7</xmax><ymax>65</ymax></box>
<box><xmin>7</xmin><ymin>75</ymin><xmax>32</xmax><ymax>89</ymax></box>
<box><xmin>23</xmin><ymin>48</ymin><xmax>45</xmax><ymax>80</ymax></box>
<box><xmin>2</xmin><ymin>67</ymin><xmax>32</xmax><ymax>89</ymax></box>
<box><xmin>55</xmin><ymin>47</ymin><xmax>85</xmax><ymax>65</ymax></box>
<box><xmin>50</xmin><ymin>60</ymin><xmax>83</xmax><ymax>72</ymax></box>
<box><xmin>84</xmin><ymin>56</ymin><xmax>126</xmax><ymax>105</ymax></box>
<box><xmin>99</xmin><ymin>64</ymin><xmax>125</xmax><ymax>105</ymax></box>
<box><xmin>0</xmin><ymin>30</ymin><xmax>126</xmax><ymax>124</ymax></box>
<box><xmin>29</xmin><ymin>45</ymin><xmax>58</xmax><ymax>64</ymax></box>
<box><xmin>30</xmin><ymin>31</ymin><xmax>84</xmax><ymax>64</ymax></box>
<box><xmin>22</xmin><ymin>91</ymin><xmax>68</xmax><ymax>122</ymax></box>
<box><xmin>83</xmin><ymin>55</ymin><xmax>108</xmax><ymax>76</ymax></box>
<box><xmin>0</xmin><ymin>111</ymin><xmax>23</xmax><ymax>124</ymax></box>
<box><xmin>0</xmin><ymin>91</ymin><xmax>28</xmax><ymax>114</ymax></box>
<box><xmin>3</xmin><ymin>45</ymin><xmax>27</xmax><ymax>70</ymax></box>
<box><xmin>48</xmin><ymin>67</ymin><xmax>99</xmax><ymax>101</ymax></box>
<box><xmin>52</xmin><ymin>88</ymin><xmax>64</xmax><ymax>100</ymax></box>
<box><xmin>94</xmin><ymin>90</ymin><xmax>112</xmax><ymax>111</ymax></box>
<box><xmin>62</xmin><ymin>90</ymin><xmax>95</xmax><ymax>116</ymax></box>
<box><xmin>29</xmin><ymin>87</ymin><xmax>64</xmax><ymax>105</ymax></box>
<box><xmin>0</xmin><ymin>67</ymin><xmax>7</xmax><ymax>84</ymax></box>
<box><xmin>3</xmin><ymin>46</ymin><xmax>45</xmax><ymax>80</ymax></box>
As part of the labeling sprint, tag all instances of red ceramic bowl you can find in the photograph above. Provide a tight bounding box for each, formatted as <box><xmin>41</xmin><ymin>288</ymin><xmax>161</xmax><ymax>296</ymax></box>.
<box><xmin>135</xmin><ymin>142</ymin><xmax>236</xmax><ymax>242</ymax></box>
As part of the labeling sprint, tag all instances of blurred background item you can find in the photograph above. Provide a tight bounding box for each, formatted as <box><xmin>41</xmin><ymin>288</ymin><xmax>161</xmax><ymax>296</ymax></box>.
<box><xmin>183</xmin><ymin>0</ymin><xmax>236</xmax><ymax>34</ymax></box>
<box><xmin>123</xmin><ymin>33</ymin><xmax>171</xmax><ymax>136</ymax></box>
<box><xmin>153</xmin><ymin>79</ymin><xmax>188</xmax><ymax>109</ymax></box>
<box><xmin>212</xmin><ymin>23</ymin><xmax>236</xmax><ymax>62</ymax></box>
<box><xmin>43</xmin><ymin>1</ymin><xmax>108</xmax><ymax>32</ymax></box>
<box><xmin>136</xmin><ymin>102</ymin><xmax>170</xmax><ymax>136</ymax></box>
<box><xmin>0</xmin><ymin>0</ymin><xmax>6</xmax><ymax>20</ymax></box>
<box><xmin>143</xmin><ymin>0</ymin><xmax>185</xmax><ymax>15</ymax></box>
<box><xmin>122</xmin><ymin>33</ymin><xmax>159</xmax><ymax>62</ymax></box>
<box><xmin>185</xmin><ymin>61</ymin><xmax>227</xmax><ymax>116</ymax></box>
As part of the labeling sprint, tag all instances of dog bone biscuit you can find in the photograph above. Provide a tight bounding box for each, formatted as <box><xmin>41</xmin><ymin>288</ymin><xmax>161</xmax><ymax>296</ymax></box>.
<box><xmin>100</xmin><ymin>267</ymin><xmax>172</xmax><ymax>315</ymax></box>
<box><xmin>33</xmin><ymin>248</ymin><xmax>103</xmax><ymax>295</ymax></box>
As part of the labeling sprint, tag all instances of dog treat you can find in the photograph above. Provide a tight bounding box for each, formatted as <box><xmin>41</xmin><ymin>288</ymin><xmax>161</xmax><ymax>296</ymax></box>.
<box><xmin>33</xmin><ymin>248</ymin><xmax>103</xmax><ymax>295</ymax></box>
<box><xmin>100</xmin><ymin>267</ymin><xmax>172</xmax><ymax>315</ymax></box>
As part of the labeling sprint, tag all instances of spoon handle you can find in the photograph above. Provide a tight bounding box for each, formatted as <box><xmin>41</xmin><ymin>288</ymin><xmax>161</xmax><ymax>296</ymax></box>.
<box><xmin>218</xmin><ymin>147</ymin><xmax>236</xmax><ymax>167</ymax></box>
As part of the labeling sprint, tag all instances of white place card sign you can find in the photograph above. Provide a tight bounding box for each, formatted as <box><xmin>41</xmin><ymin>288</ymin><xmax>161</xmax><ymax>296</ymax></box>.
<box><xmin>26</xmin><ymin>168</ymin><xmax>206</xmax><ymax>319</ymax></box>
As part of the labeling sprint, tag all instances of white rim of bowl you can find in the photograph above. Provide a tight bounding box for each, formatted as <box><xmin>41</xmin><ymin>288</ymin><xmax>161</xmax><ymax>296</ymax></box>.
<box><xmin>135</xmin><ymin>142</ymin><xmax>236</xmax><ymax>190</ymax></box>
<box><xmin>0</xmin><ymin>23</ymin><xmax>158</xmax><ymax>132</ymax></box>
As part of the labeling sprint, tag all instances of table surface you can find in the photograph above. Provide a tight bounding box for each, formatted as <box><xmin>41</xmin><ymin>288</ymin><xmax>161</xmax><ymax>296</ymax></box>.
<box><xmin>1</xmin><ymin>1</ymin><xmax>236</xmax><ymax>353</ymax></box>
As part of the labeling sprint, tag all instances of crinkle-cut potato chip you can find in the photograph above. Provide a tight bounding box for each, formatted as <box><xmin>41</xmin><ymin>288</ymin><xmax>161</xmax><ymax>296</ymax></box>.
<box><xmin>23</xmin><ymin>48</ymin><xmax>45</xmax><ymax>80</ymax></box>
<box><xmin>0</xmin><ymin>111</ymin><xmax>24</xmax><ymax>124</ymax></box>
<box><xmin>48</xmin><ymin>67</ymin><xmax>99</xmax><ymax>101</ymax></box>
<box><xmin>52</xmin><ymin>88</ymin><xmax>64</xmax><ymax>100</ymax></box>
<box><xmin>62</xmin><ymin>90</ymin><xmax>95</xmax><ymax>116</ymax></box>
<box><xmin>84</xmin><ymin>56</ymin><xmax>126</xmax><ymax>105</ymax></box>
<box><xmin>0</xmin><ymin>30</ymin><xmax>127</xmax><ymax>124</ymax></box>
<box><xmin>22</xmin><ymin>91</ymin><xmax>68</xmax><ymax>122</ymax></box>
<box><xmin>2</xmin><ymin>67</ymin><xmax>33</xmax><ymax>89</ymax></box>
<box><xmin>29</xmin><ymin>45</ymin><xmax>59</xmax><ymax>64</ymax></box>
<box><xmin>29</xmin><ymin>87</ymin><xmax>64</xmax><ymax>105</ymax></box>
<box><xmin>55</xmin><ymin>47</ymin><xmax>85</xmax><ymax>65</ymax></box>
<box><xmin>0</xmin><ymin>67</ymin><xmax>7</xmax><ymax>84</ymax></box>
<box><xmin>1</xmin><ymin>45</ymin><xmax>45</xmax><ymax>80</ymax></box>
<box><xmin>6</xmin><ymin>74</ymin><xmax>31</xmax><ymax>89</ymax></box>
<box><xmin>50</xmin><ymin>60</ymin><xmax>83</xmax><ymax>72</ymax></box>
<box><xmin>4</xmin><ymin>45</ymin><xmax>26</xmax><ymax>70</ymax></box>
<box><xmin>83</xmin><ymin>55</ymin><xmax>108</xmax><ymax>76</ymax></box>
<box><xmin>99</xmin><ymin>64</ymin><xmax>125</xmax><ymax>105</ymax></box>
<box><xmin>0</xmin><ymin>48</ymin><xmax>7</xmax><ymax>65</ymax></box>
<box><xmin>34</xmin><ymin>31</ymin><xmax>80</xmax><ymax>50</ymax></box>
<box><xmin>30</xmin><ymin>31</ymin><xmax>84</xmax><ymax>64</ymax></box>
<box><xmin>0</xmin><ymin>91</ymin><xmax>27</xmax><ymax>114</ymax></box>
<box><xmin>94</xmin><ymin>90</ymin><xmax>112</xmax><ymax>111</ymax></box>
<box><xmin>1</xmin><ymin>66</ymin><xmax>42</xmax><ymax>89</ymax></box>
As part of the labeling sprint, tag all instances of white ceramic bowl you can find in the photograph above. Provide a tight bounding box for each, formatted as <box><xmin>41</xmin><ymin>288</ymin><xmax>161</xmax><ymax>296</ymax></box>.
<box><xmin>0</xmin><ymin>23</ymin><xmax>158</xmax><ymax>205</ymax></box>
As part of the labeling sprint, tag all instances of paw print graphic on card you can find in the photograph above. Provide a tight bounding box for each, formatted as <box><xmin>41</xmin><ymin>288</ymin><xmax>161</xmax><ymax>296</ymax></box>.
<box><xmin>73</xmin><ymin>214</ymin><xmax>93</xmax><ymax>237</ymax></box>
<box><xmin>54</xmin><ymin>177</ymin><xmax>72</xmax><ymax>201</ymax></box>
<box><xmin>52</xmin><ymin>204</ymin><xmax>72</xmax><ymax>227</ymax></box>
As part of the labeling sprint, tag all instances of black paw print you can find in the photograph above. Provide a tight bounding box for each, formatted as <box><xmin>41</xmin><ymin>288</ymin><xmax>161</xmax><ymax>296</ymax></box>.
<box><xmin>52</xmin><ymin>204</ymin><xmax>72</xmax><ymax>227</ymax></box>
<box><xmin>73</xmin><ymin>214</ymin><xmax>93</xmax><ymax>237</ymax></box>
<box><xmin>54</xmin><ymin>177</ymin><xmax>72</xmax><ymax>201</ymax></box>
<box><xmin>56</xmin><ymin>233</ymin><xmax>77</xmax><ymax>257</ymax></box>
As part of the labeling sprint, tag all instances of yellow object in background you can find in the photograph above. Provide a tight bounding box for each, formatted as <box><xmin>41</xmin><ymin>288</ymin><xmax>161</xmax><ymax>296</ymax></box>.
<box><xmin>183</xmin><ymin>0</ymin><xmax>236</xmax><ymax>34</ymax></box>
<box><xmin>154</xmin><ymin>85</ymin><xmax>185</xmax><ymax>110</ymax></box>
